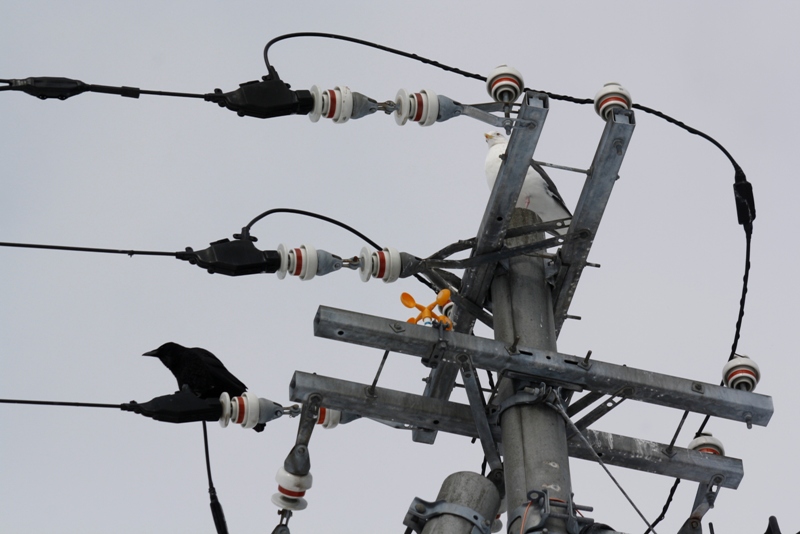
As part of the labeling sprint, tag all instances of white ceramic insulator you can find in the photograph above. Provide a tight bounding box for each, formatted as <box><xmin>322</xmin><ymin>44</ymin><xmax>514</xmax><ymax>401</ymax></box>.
<box><xmin>308</xmin><ymin>85</ymin><xmax>323</xmax><ymax>123</ymax></box>
<box><xmin>359</xmin><ymin>246</ymin><xmax>373</xmax><ymax>282</ymax></box>
<box><xmin>417</xmin><ymin>89</ymin><xmax>439</xmax><ymax>126</ymax></box>
<box><xmin>286</xmin><ymin>244</ymin><xmax>318</xmax><ymax>281</ymax></box>
<box><xmin>722</xmin><ymin>355</ymin><xmax>761</xmax><ymax>392</ymax></box>
<box><xmin>594</xmin><ymin>82</ymin><xmax>632</xmax><ymax>120</ymax></box>
<box><xmin>218</xmin><ymin>392</ymin><xmax>231</xmax><ymax>428</ymax></box>
<box><xmin>276</xmin><ymin>243</ymin><xmax>289</xmax><ymax>280</ymax></box>
<box><xmin>324</xmin><ymin>88</ymin><xmax>340</xmax><ymax>121</ymax></box>
<box><xmin>486</xmin><ymin>65</ymin><xmax>524</xmax><ymax>103</ymax></box>
<box><xmin>316</xmin><ymin>406</ymin><xmax>341</xmax><ymax>429</ymax></box>
<box><xmin>332</xmin><ymin>86</ymin><xmax>353</xmax><ymax>124</ymax></box>
<box><xmin>371</xmin><ymin>246</ymin><xmax>401</xmax><ymax>283</ymax></box>
<box><xmin>272</xmin><ymin>467</ymin><xmax>313</xmax><ymax>511</ymax></box>
<box><xmin>688</xmin><ymin>433</ymin><xmax>725</xmax><ymax>456</ymax></box>
<box><xmin>227</xmin><ymin>391</ymin><xmax>260</xmax><ymax>429</ymax></box>
<box><xmin>394</xmin><ymin>88</ymin><xmax>438</xmax><ymax>126</ymax></box>
<box><xmin>394</xmin><ymin>88</ymin><xmax>411</xmax><ymax>125</ymax></box>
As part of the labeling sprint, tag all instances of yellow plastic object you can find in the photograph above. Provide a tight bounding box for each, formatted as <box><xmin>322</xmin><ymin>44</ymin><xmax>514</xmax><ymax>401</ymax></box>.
<box><xmin>400</xmin><ymin>289</ymin><xmax>452</xmax><ymax>330</ymax></box>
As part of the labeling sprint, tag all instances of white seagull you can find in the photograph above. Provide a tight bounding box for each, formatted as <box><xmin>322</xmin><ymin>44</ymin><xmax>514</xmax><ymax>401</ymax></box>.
<box><xmin>484</xmin><ymin>131</ymin><xmax>571</xmax><ymax>234</ymax></box>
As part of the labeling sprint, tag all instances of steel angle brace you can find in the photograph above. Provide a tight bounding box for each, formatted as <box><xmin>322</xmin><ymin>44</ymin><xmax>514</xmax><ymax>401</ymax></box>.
<box><xmin>415</xmin><ymin>92</ymin><xmax>550</xmax><ymax>444</ymax></box>
<box><xmin>677</xmin><ymin>475</ymin><xmax>725</xmax><ymax>534</ymax></box>
<box><xmin>567</xmin><ymin>387</ymin><xmax>631</xmax><ymax>439</ymax></box>
<box><xmin>456</xmin><ymin>353</ymin><xmax>502</xmax><ymax>471</ymax></box>
<box><xmin>290</xmin><ymin>371</ymin><xmax>484</xmax><ymax>439</ymax></box>
<box><xmin>314</xmin><ymin>306</ymin><xmax>774</xmax><ymax>427</ymax></box>
<box><xmin>552</xmin><ymin>107</ymin><xmax>636</xmax><ymax>336</ymax></box>
<box><xmin>289</xmin><ymin>372</ymin><xmax>744</xmax><ymax>487</ymax></box>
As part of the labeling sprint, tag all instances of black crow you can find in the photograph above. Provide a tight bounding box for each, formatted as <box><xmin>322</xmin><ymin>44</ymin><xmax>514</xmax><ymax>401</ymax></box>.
<box><xmin>143</xmin><ymin>342</ymin><xmax>247</xmax><ymax>399</ymax></box>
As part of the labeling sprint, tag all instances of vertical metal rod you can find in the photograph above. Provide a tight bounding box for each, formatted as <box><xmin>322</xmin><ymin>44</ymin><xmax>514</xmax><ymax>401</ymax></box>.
<box><xmin>492</xmin><ymin>209</ymin><xmax>572</xmax><ymax>534</ymax></box>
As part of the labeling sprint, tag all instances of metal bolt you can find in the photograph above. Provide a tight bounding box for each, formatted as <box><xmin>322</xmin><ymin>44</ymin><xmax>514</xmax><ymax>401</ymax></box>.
<box><xmin>415</xmin><ymin>503</ymin><xmax>426</xmax><ymax>513</ymax></box>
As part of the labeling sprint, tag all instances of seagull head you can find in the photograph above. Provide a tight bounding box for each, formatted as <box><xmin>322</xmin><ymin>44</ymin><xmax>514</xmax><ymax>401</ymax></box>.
<box><xmin>484</xmin><ymin>131</ymin><xmax>507</xmax><ymax>147</ymax></box>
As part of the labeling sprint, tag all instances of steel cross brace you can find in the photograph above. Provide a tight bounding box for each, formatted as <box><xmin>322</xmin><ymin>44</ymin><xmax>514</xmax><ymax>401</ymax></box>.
<box><xmin>289</xmin><ymin>371</ymin><xmax>744</xmax><ymax>488</ymax></box>
<box><xmin>314</xmin><ymin>306</ymin><xmax>774</xmax><ymax>427</ymax></box>
<box><xmin>456</xmin><ymin>353</ymin><xmax>502</xmax><ymax>471</ymax></box>
<box><xmin>552</xmin><ymin>107</ymin><xmax>636</xmax><ymax>335</ymax></box>
<box><xmin>415</xmin><ymin>91</ymin><xmax>549</xmax><ymax>443</ymax></box>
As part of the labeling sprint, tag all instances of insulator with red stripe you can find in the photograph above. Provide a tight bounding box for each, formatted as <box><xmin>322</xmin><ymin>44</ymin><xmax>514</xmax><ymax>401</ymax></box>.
<box><xmin>359</xmin><ymin>246</ymin><xmax>401</xmax><ymax>283</ymax></box>
<box><xmin>688</xmin><ymin>433</ymin><xmax>725</xmax><ymax>456</ymax></box>
<box><xmin>276</xmin><ymin>243</ymin><xmax>318</xmax><ymax>281</ymax></box>
<box><xmin>594</xmin><ymin>82</ymin><xmax>632</xmax><ymax>121</ymax></box>
<box><xmin>486</xmin><ymin>65</ymin><xmax>525</xmax><ymax>104</ymax></box>
<box><xmin>722</xmin><ymin>354</ymin><xmax>761</xmax><ymax>392</ymax></box>
<box><xmin>272</xmin><ymin>467</ymin><xmax>313</xmax><ymax>511</ymax></box>
<box><xmin>394</xmin><ymin>88</ymin><xmax>439</xmax><ymax>126</ymax></box>
<box><xmin>308</xmin><ymin>85</ymin><xmax>354</xmax><ymax>124</ymax></box>
<box><xmin>218</xmin><ymin>391</ymin><xmax>261</xmax><ymax>429</ymax></box>
<box><xmin>316</xmin><ymin>406</ymin><xmax>341</xmax><ymax>429</ymax></box>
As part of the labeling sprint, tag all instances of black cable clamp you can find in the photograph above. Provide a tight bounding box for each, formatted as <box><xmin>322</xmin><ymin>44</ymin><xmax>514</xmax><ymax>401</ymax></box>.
<box><xmin>177</xmin><ymin>236</ymin><xmax>282</xmax><ymax>276</ymax></box>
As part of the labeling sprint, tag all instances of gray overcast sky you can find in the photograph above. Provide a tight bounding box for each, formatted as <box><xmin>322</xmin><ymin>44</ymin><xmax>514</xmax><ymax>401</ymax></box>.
<box><xmin>2</xmin><ymin>2</ymin><xmax>798</xmax><ymax>533</ymax></box>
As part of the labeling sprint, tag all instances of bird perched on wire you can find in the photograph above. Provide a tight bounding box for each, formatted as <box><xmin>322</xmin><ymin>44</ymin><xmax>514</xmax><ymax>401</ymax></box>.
<box><xmin>484</xmin><ymin>131</ymin><xmax>571</xmax><ymax>233</ymax></box>
<box><xmin>143</xmin><ymin>342</ymin><xmax>247</xmax><ymax>399</ymax></box>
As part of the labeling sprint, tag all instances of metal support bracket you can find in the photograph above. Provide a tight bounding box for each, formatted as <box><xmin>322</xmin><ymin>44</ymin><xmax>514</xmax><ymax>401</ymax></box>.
<box><xmin>403</xmin><ymin>497</ymin><xmax>493</xmax><ymax>534</ymax></box>
<box><xmin>289</xmin><ymin>372</ymin><xmax>746</xmax><ymax>488</ymax></box>
<box><xmin>552</xmin><ymin>107</ymin><xmax>636</xmax><ymax>335</ymax></box>
<box><xmin>415</xmin><ymin>91</ymin><xmax>550</xmax><ymax>444</ymax></box>
<box><xmin>457</xmin><ymin>353</ymin><xmax>502</xmax><ymax>471</ymax></box>
<box><xmin>314</xmin><ymin>306</ymin><xmax>774</xmax><ymax>427</ymax></box>
<box><xmin>568</xmin><ymin>387</ymin><xmax>632</xmax><ymax>438</ymax></box>
<box><xmin>487</xmin><ymin>384</ymin><xmax>547</xmax><ymax>425</ymax></box>
<box><xmin>690</xmin><ymin>474</ymin><xmax>724</xmax><ymax>520</ymax></box>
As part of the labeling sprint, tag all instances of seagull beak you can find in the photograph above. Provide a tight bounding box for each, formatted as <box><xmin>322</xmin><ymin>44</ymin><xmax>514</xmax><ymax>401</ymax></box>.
<box><xmin>142</xmin><ymin>349</ymin><xmax>159</xmax><ymax>357</ymax></box>
<box><xmin>484</xmin><ymin>133</ymin><xmax>492</xmax><ymax>139</ymax></box>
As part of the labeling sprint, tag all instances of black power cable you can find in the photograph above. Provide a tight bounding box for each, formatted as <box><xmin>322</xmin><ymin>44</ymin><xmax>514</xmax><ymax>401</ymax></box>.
<box><xmin>202</xmin><ymin>421</ymin><xmax>229</xmax><ymax>534</ymax></box>
<box><xmin>0</xmin><ymin>241</ymin><xmax>176</xmax><ymax>257</ymax></box>
<box><xmin>0</xmin><ymin>398</ymin><xmax>121</xmax><ymax>409</ymax></box>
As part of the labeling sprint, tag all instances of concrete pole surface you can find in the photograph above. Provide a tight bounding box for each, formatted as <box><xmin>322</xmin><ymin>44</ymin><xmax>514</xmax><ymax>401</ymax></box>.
<box><xmin>421</xmin><ymin>471</ymin><xmax>501</xmax><ymax>534</ymax></box>
<box><xmin>492</xmin><ymin>209</ymin><xmax>573</xmax><ymax>534</ymax></box>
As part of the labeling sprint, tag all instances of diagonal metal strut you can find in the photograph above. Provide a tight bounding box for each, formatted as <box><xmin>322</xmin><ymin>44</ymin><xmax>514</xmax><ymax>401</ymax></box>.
<box><xmin>415</xmin><ymin>91</ymin><xmax>549</xmax><ymax>443</ymax></box>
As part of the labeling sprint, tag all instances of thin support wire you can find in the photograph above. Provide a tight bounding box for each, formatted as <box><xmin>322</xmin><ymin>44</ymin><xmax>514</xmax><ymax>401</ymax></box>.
<box><xmin>546</xmin><ymin>401</ymin><xmax>657</xmax><ymax>534</ymax></box>
<box><xmin>367</xmin><ymin>350</ymin><xmax>390</xmax><ymax>397</ymax></box>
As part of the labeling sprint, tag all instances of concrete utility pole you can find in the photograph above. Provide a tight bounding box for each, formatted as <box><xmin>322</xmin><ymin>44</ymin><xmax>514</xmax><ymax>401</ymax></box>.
<box><xmin>492</xmin><ymin>209</ymin><xmax>572</xmax><ymax>534</ymax></box>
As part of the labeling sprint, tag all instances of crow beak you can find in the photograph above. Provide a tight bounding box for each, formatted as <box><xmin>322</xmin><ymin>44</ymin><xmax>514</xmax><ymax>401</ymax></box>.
<box><xmin>142</xmin><ymin>349</ymin><xmax>159</xmax><ymax>357</ymax></box>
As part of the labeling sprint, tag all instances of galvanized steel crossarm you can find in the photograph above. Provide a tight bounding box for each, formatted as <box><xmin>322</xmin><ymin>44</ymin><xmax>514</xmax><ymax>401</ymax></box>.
<box><xmin>552</xmin><ymin>108</ymin><xmax>636</xmax><ymax>335</ymax></box>
<box><xmin>289</xmin><ymin>371</ymin><xmax>744</xmax><ymax>488</ymax></box>
<box><xmin>415</xmin><ymin>92</ymin><xmax>549</xmax><ymax>443</ymax></box>
<box><xmin>314</xmin><ymin>306</ymin><xmax>773</xmax><ymax>426</ymax></box>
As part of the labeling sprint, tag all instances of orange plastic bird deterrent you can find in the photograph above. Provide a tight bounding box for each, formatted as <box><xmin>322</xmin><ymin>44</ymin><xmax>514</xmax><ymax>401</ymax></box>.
<box><xmin>400</xmin><ymin>289</ymin><xmax>453</xmax><ymax>330</ymax></box>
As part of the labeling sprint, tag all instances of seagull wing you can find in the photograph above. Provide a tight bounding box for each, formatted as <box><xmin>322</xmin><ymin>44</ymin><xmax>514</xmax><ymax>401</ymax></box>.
<box><xmin>530</xmin><ymin>160</ymin><xmax>571</xmax><ymax>217</ymax></box>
